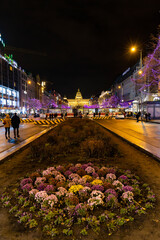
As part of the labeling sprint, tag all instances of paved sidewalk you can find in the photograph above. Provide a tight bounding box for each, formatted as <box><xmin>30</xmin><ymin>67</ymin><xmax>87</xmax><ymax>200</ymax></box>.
<box><xmin>0</xmin><ymin>123</ymin><xmax>53</xmax><ymax>162</ymax></box>
<box><xmin>96</xmin><ymin>119</ymin><xmax>160</xmax><ymax>161</ymax></box>
<box><xmin>126</xmin><ymin>117</ymin><xmax>160</xmax><ymax>124</ymax></box>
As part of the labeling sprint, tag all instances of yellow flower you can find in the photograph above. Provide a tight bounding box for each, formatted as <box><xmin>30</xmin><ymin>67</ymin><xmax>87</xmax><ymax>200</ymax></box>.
<box><xmin>91</xmin><ymin>179</ymin><xmax>103</xmax><ymax>185</ymax></box>
<box><xmin>69</xmin><ymin>185</ymin><xmax>84</xmax><ymax>193</ymax></box>
<box><xmin>82</xmin><ymin>175</ymin><xmax>92</xmax><ymax>182</ymax></box>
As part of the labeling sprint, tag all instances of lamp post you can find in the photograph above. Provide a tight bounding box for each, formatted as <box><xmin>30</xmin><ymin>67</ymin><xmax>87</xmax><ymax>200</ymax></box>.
<box><xmin>130</xmin><ymin>46</ymin><xmax>143</xmax><ymax>116</ymax></box>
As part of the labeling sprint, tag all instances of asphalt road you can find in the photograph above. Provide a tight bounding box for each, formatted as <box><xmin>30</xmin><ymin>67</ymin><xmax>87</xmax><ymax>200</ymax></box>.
<box><xmin>96</xmin><ymin>119</ymin><xmax>160</xmax><ymax>158</ymax></box>
<box><xmin>0</xmin><ymin>123</ymin><xmax>50</xmax><ymax>153</ymax></box>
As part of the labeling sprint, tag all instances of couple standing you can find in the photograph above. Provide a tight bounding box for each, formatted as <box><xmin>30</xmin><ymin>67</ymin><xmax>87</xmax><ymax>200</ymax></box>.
<box><xmin>3</xmin><ymin>113</ymin><xmax>20</xmax><ymax>139</ymax></box>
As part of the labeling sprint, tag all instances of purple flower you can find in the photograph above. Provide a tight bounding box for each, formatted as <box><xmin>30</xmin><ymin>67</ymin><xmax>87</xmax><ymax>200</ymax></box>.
<box><xmin>37</xmin><ymin>183</ymin><xmax>47</xmax><ymax>191</ymax></box>
<box><xmin>69</xmin><ymin>167</ymin><xmax>78</xmax><ymax>173</ymax></box>
<box><xmin>20</xmin><ymin>178</ymin><xmax>33</xmax><ymax>187</ymax></box>
<box><xmin>21</xmin><ymin>183</ymin><xmax>33</xmax><ymax>192</ymax></box>
<box><xmin>91</xmin><ymin>185</ymin><xmax>104</xmax><ymax>192</ymax></box>
<box><xmin>123</xmin><ymin>186</ymin><xmax>133</xmax><ymax>192</ymax></box>
<box><xmin>56</xmin><ymin>166</ymin><xmax>65</xmax><ymax>173</ymax></box>
<box><xmin>105</xmin><ymin>189</ymin><xmax>117</xmax><ymax>197</ymax></box>
<box><xmin>106</xmin><ymin>194</ymin><xmax>117</xmax><ymax>202</ymax></box>
<box><xmin>119</xmin><ymin>175</ymin><xmax>128</xmax><ymax>180</ymax></box>
<box><xmin>45</xmin><ymin>185</ymin><xmax>55</xmax><ymax>193</ymax></box>
<box><xmin>92</xmin><ymin>172</ymin><xmax>99</xmax><ymax>178</ymax></box>
<box><xmin>75</xmin><ymin>203</ymin><xmax>82</xmax><ymax>211</ymax></box>
<box><xmin>81</xmin><ymin>164</ymin><xmax>88</xmax><ymax>170</ymax></box>
<box><xmin>64</xmin><ymin>170</ymin><xmax>72</xmax><ymax>177</ymax></box>
<box><xmin>84</xmin><ymin>182</ymin><xmax>92</xmax><ymax>188</ymax></box>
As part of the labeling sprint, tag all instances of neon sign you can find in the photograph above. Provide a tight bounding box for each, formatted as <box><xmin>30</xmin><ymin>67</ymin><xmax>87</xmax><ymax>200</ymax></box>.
<box><xmin>0</xmin><ymin>34</ymin><xmax>5</xmax><ymax>47</ymax></box>
<box><xmin>4</xmin><ymin>53</ymin><xmax>18</xmax><ymax>68</ymax></box>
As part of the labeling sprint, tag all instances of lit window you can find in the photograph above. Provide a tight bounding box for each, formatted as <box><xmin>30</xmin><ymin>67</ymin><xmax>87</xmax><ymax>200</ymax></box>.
<box><xmin>2</xmin><ymin>99</ymin><xmax>6</xmax><ymax>104</ymax></box>
<box><xmin>7</xmin><ymin>89</ymin><xmax>11</xmax><ymax>95</ymax></box>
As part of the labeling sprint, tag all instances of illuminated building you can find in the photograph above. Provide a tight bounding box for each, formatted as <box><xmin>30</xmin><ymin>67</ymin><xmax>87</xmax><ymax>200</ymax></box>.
<box><xmin>67</xmin><ymin>89</ymin><xmax>89</xmax><ymax>109</ymax></box>
<box><xmin>0</xmin><ymin>50</ymin><xmax>21</xmax><ymax>112</ymax></box>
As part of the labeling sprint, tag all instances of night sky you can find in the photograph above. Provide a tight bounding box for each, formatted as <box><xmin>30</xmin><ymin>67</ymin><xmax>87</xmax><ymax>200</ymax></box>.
<box><xmin>0</xmin><ymin>0</ymin><xmax>159</xmax><ymax>98</ymax></box>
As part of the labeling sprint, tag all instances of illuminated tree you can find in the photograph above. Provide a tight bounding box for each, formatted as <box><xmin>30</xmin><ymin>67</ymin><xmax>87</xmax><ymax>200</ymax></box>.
<box><xmin>132</xmin><ymin>29</ymin><xmax>160</xmax><ymax>96</ymax></box>
<box><xmin>27</xmin><ymin>99</ymin><xmax>42</xmax><ymax>113</ymax></box>
<box><xmin>101</xmin><ymin>95</ymin><xmax>129</xmax><ymax>108</ymax></box>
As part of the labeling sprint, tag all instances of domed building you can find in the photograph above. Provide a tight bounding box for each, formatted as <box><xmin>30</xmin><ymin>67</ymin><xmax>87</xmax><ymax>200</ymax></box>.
<box><xmin>67</xmin><ymin>89</ymin><xmax>89</xmax><ymax>109</ymax></box>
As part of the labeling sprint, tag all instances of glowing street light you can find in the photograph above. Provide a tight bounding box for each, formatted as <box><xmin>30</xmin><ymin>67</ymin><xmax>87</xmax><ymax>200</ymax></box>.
<box><xmin>28</xmin><ymin>80</ymin><xmax>31</xmax><ymax>84</ymax></box>
<box><xmin>130</xmin><ymin>45</ymin><xmax>142</xmax><ymax>69</ymax></box>
<box><xmin>130</xmin><ymin>46</ymin><xmax>136</xmax><ymax>52</ymax></box>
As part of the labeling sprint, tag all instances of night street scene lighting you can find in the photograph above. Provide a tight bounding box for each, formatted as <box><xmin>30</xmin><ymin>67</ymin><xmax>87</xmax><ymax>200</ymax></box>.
<box><xmin>0</xmin><ymin>1</ymin><xmax>160</xmax><ymax>240</ymax></box>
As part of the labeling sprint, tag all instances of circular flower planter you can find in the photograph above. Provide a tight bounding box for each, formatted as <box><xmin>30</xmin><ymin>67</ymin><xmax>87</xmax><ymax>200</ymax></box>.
<box><xmin>1</xmin><ymin>163</ymin><xmax>155</xmax><ymax>238</ymax></box>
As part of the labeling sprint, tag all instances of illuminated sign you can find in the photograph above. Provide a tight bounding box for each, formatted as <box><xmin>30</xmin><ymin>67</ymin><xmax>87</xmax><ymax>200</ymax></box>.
<box><xmin>4</xmin><ymin>54</ymin><xmax>18</xmax><ymax>68</ymax></box>
<box><xmin>122</xmin><ymin>67</ymin><xmax>130</xmax><ymax>76</ymax></box>
<box><xmin>0</xmin><ymin>53</ymin><xmax>18</xmax><ymax>68</ymax></box>
<box><xmin>0</xmin><ymin>33</ymin><xmax>5</xmax><ymax>47</ymax></box>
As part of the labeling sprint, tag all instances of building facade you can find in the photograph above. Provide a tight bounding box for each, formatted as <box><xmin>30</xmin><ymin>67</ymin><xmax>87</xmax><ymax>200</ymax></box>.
<box><xmin>67</xmin><ymin>89</ymin><xmax>89</xmax><ymax>108</ymax></box>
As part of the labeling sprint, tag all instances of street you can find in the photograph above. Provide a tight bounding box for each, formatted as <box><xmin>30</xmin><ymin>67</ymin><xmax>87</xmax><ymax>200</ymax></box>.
<box><xmin>96</xmin><ymin>119</ymin><xmax>160</xmax><ymax>159</ymax></box>
<box><xmin>0</xmin><ymin>123</ymin><xmax>50</xmax><ymax>153</ymax></box>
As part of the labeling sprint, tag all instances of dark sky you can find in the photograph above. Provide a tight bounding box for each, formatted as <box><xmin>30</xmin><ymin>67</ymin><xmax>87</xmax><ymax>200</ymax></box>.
<box><xmin>0</xmin><ymin>0</ymin><xmax>160</xmax><ymax>98</ymax></box>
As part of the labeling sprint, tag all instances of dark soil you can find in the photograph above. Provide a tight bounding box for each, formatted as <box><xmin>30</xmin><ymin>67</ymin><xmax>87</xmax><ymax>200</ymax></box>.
<box><xmin>0</xmin><ymin>119</ymin><xmax>160</xmax><ymax>240</ymax></box>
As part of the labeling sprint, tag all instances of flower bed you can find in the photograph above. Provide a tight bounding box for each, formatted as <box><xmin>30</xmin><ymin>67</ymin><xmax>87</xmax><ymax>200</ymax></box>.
<box><xmin>1</xmin><ymin>163</ymin><xmax>155</xmax><ymax>238</ymax></box>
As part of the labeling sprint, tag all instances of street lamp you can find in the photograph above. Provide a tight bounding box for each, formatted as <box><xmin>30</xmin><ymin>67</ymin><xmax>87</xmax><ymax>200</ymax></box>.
<box><xmin>130</xmin><ymin>46</ymin><xmax>142</xmax><ymax>69</ymax></box>
<box><xmin>130</xmin><ymin>46</ymin><xmax>143</xmax><ymax>115</ymax></box>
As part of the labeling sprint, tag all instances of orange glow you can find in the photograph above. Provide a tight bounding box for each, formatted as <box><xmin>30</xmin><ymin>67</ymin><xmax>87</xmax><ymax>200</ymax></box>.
<box><xmin>138</xmin><ymin>70</ymin><xmax>142</xmax><ymax>75</ymax></box>
<box><xmin>130</xmin><ymin>46</ymin><xmax>136</xmax><ymax>52</ymax></box>
<box><xmin>28</xmin><ymin>80</ymin><xmax>31</xmax><ymax>84</ymax></box>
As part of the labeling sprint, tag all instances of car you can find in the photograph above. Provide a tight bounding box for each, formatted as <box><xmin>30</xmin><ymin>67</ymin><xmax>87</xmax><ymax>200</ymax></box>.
<box><xmin>115</xmin><ymin>112</ymin><xmax>124</xmax><ymax>119</ymax></box>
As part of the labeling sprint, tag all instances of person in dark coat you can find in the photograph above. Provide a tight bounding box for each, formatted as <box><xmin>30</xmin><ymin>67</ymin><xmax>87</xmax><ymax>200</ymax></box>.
<box><xmin>148</xmin><ymin>112</ymin><xmax>151</xmax><ymax>120</ymax></box>
<box><xmin>136</xmin><ymin>112</ymin><xmax>141</xmax><ymax>122</ymax></box>
<box><xmin>11</xmin><ymin>113</ymin><xmax>20</xmax><ymax>138</ymax></box>
<box><xmin>145</xmin><ymin>112</ymin><xmax>148</xmax><ymax>122</ymax></box>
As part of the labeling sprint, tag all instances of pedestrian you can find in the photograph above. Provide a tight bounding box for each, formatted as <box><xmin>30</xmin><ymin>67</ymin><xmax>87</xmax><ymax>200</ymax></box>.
<box><xmin>65</xmin><ymin>112</ymin><xmax>67</xmax><ymax>118</ymax></box>
<box><xmin>136</xmin><ymin>112</ymin><xmax>140</xmax><ymax>122</ymax></box>
<box><xmin>93</xmin><ymin>112</ymin><xmax>95</xmax><ymax>117</ymax></box>
<box><xmin>51</xmin><ymin>113</ymin><xmax>54</xmax><ymax>120</ymax></box>
<box><xmin>61</xmin><ymin>112</ymin><xmax>63</xmax><ymax>118</ymax></box>
<box><xmin>11</xmin><ymin>113</ymin><xmax>20</xmax><ymax>138</ymax></box>
<box><xmin>148</xmin><ymin>112</ymin><xmax>151</xmax><ymax>120</ymax></box>
<box><xmin>79</xmin><ymin>111</ymin><xmax>82</xmax><ymax>118</ymax></box>
<box><xmin>3</xmin><ymin>114</ymin><xmax>11</xmax><ymax>139</ymax></box>
<box><xmin>99</xmin><ymin>112</ymin><xmax>101</xmax><ymax>117</ymax></box>
<box><xmin>145</xmin><ymin>112</ymin><xmax>148</xmax><ymax>122</ymax></box>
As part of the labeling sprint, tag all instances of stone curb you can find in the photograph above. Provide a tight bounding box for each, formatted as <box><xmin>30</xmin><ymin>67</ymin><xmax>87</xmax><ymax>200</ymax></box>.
<box><xmin>95</xmin><ymin>121</ymin><xmax>160</xmax><ymax>162</ymax></box>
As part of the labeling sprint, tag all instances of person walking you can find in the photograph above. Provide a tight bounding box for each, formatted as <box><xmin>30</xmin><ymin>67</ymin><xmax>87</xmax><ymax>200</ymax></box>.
<box><xmin>136</xmin><ymin>112</ymin><xmax>140</xmax><ymax>122</ymax></box>
<box><xmin>3</xmin><ymin>114</ymin><xmax>11</xmax><ymax>139</ymax></box>
<box><xmin>145</xmin><ymin>112</ymin><xmax>148</xmax><ymax>122</ymax></box>
<box><xmin>148</xmin><ymin>112</ymin><xmax>151</xmax><ymax>120</ymax></box>
<box><xmin>11</xmin><ymin>113</ymin><xmax>20</xmax><ymax>138</ymax></box>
